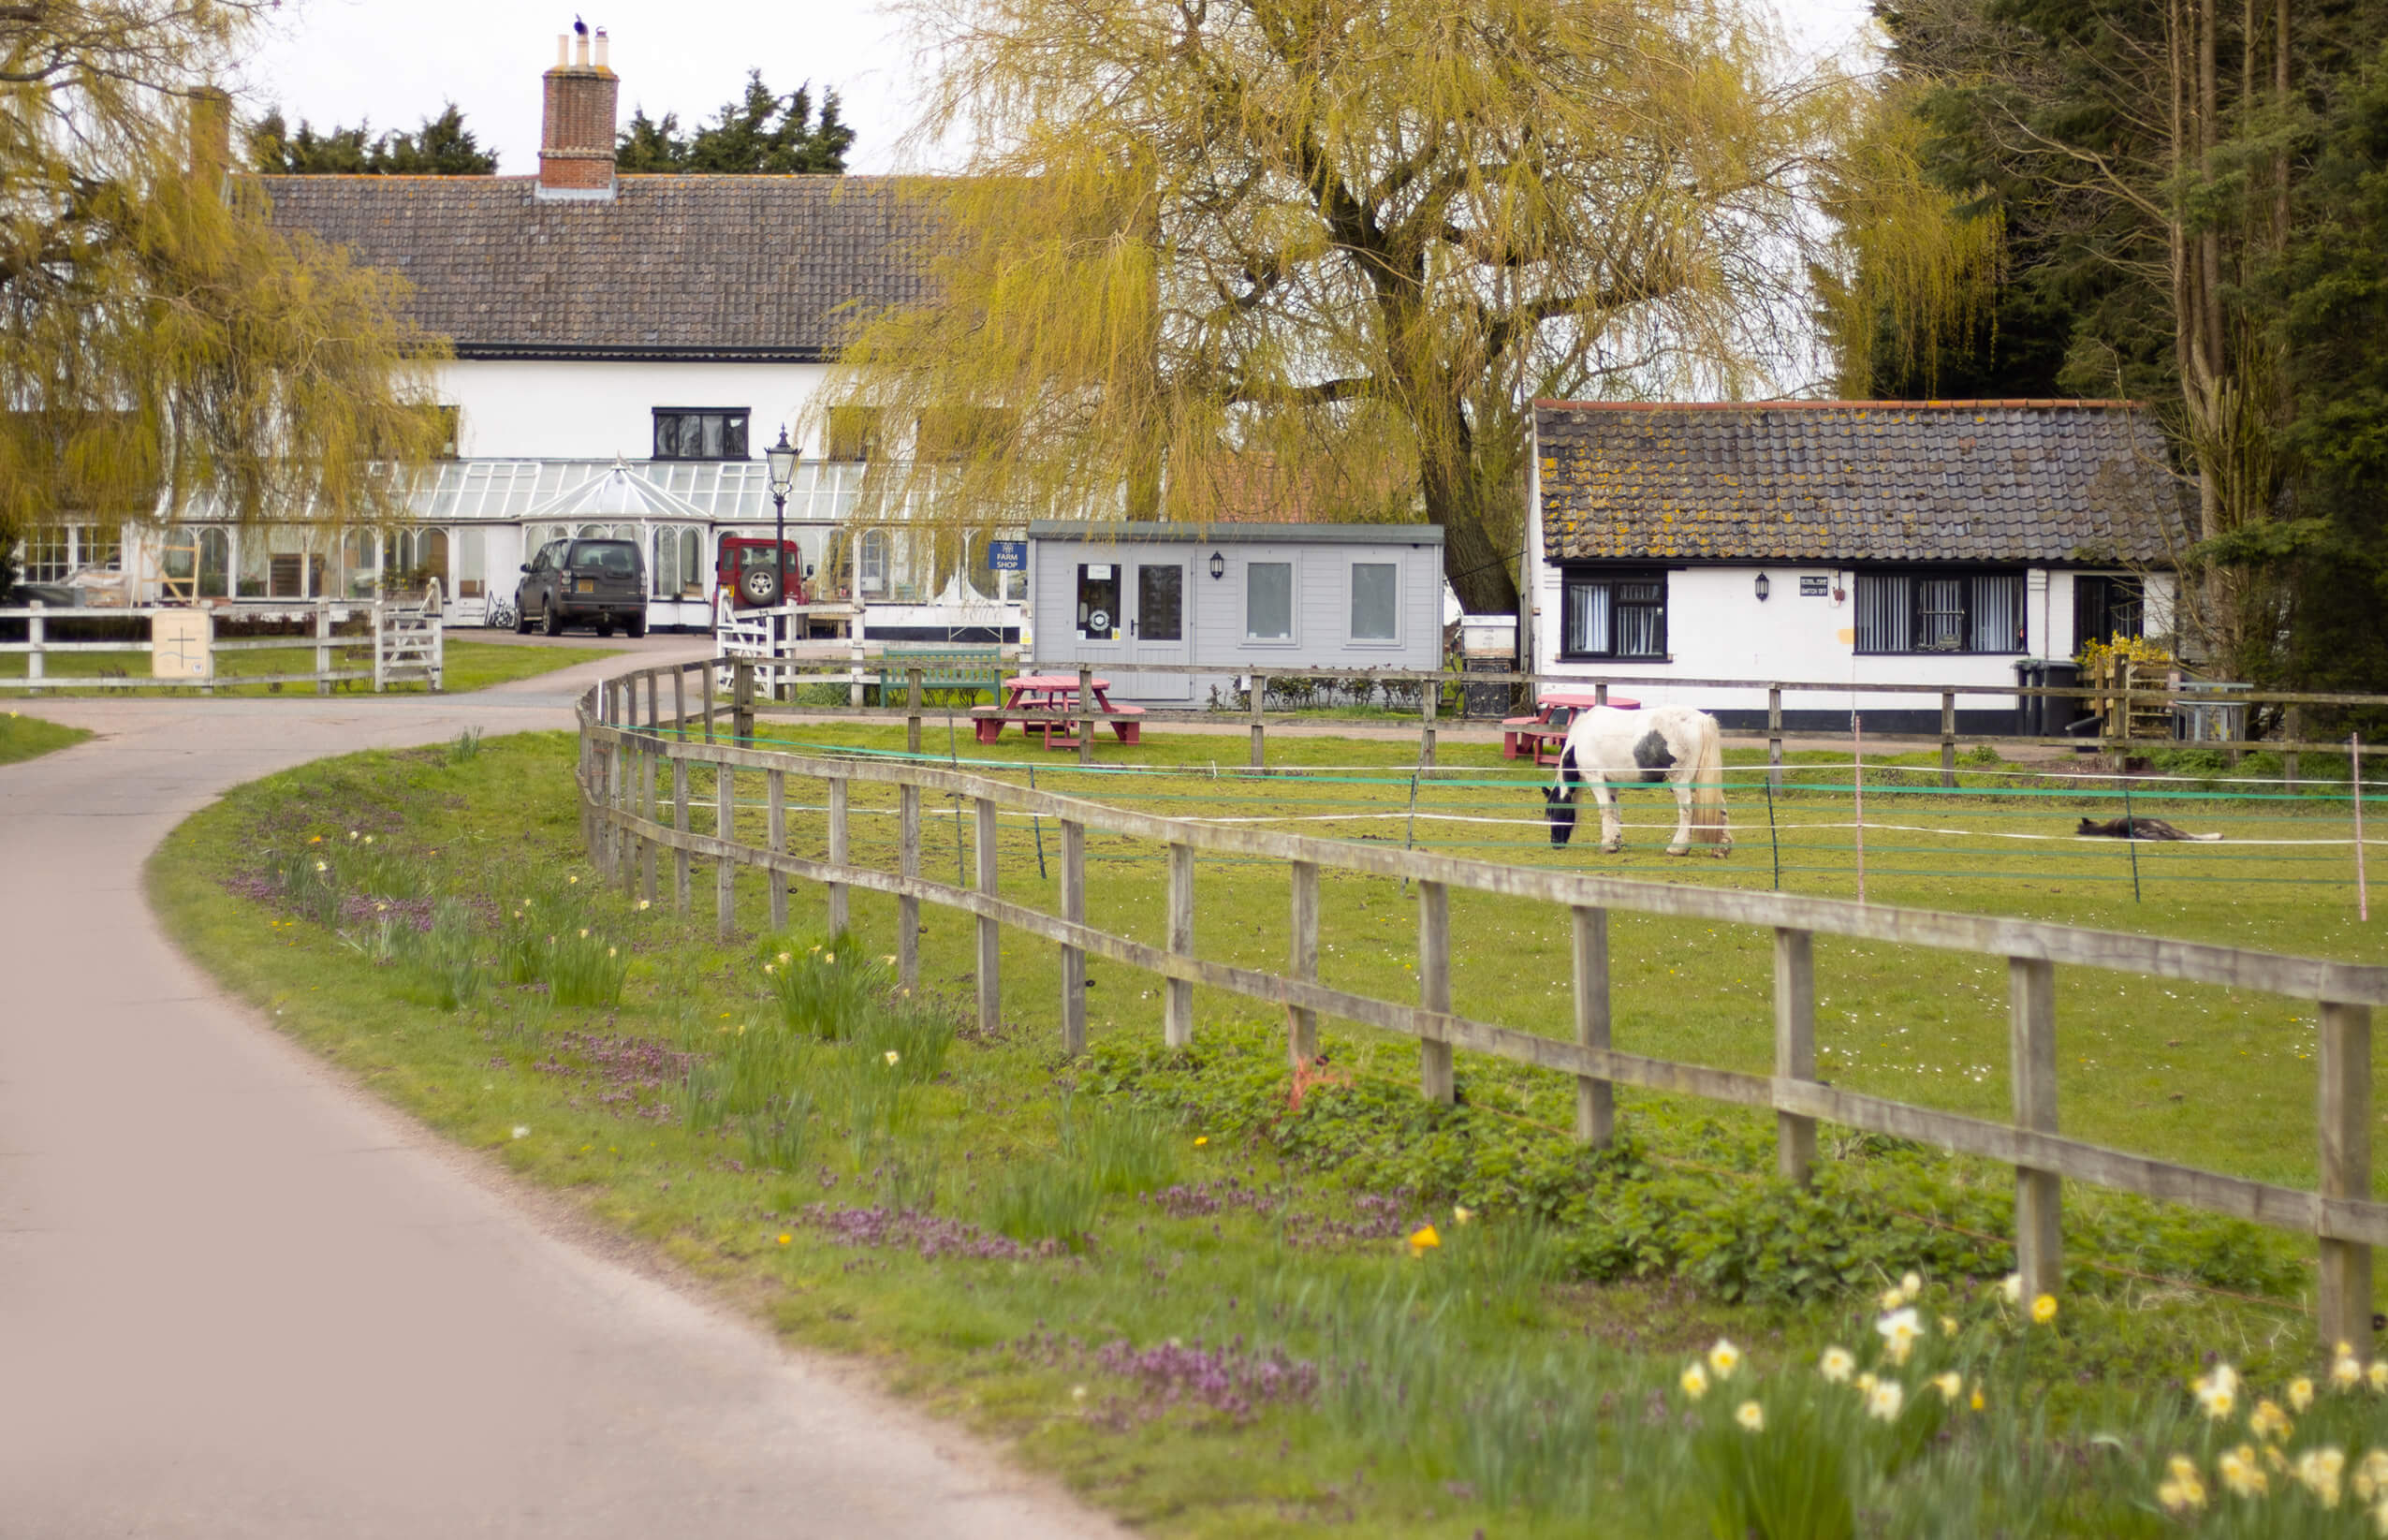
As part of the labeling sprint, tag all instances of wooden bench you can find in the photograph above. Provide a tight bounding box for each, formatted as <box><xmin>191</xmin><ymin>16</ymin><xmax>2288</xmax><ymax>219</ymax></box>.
<box><xmin>876</xmin><ymin>646</ymin><xmax>1004</xmax><ymax>704</ymax></box>
<box><xmin>1502</xmin><ymin>689</ymin><xmax>1639</xmax><ymax>766</ymax></box>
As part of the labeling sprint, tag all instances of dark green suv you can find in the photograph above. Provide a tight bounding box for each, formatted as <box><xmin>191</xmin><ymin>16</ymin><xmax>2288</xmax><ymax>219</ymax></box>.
<box><xmin>516</xmin><ymin>538</ymin><xmax>648</xmax><ymax>638</ymax></box>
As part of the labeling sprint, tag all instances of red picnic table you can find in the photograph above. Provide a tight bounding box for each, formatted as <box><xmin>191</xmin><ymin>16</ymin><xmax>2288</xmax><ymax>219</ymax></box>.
<box><xmin>1501</xmin><ymin>689</ymin><xmax>1640</xmax><ymax>766</ymax></box>
<box><xmin>970</xmin><ymin>674</ymin><xmax>1148</xmax><ymax>749</ymax></box>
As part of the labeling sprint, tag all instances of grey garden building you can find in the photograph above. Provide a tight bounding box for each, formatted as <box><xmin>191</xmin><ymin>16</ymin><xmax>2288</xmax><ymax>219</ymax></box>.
<box><xmin>1026</xmin><ymin>521</ymin><xmax>1446</xmax><ymax>704</ymax></box>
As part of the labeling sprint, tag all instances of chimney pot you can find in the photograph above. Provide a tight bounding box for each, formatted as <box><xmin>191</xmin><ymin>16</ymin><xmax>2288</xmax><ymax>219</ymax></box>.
<box><xmin>594</xmin><ymin>29</ymin><xmax>609</xmax><ymax>69</ymax></box>
<box><xmin>574</xmin><ymin>34</ymin><xmax>590</xmax><ymax>66</ymax></box>
<box><xmin>555</xmin><ymin>34</ymin><xmax>569</xmax><ymax>66</ymax></box>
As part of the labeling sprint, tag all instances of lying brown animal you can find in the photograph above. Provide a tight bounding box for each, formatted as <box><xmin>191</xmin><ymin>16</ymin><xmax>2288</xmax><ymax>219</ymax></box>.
<box><xmin>2075</xmin><ymin>816</ymin><xmax>2222</xmax><ymax>842</ymax></box>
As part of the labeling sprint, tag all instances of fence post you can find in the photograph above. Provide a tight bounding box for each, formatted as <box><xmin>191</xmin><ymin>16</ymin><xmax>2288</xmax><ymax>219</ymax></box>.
<box><xmin>733</xmin><ymin>659</ymin><xmax>755</xmax><ymax>745</ymax></box>
<box><xmin>2319</xmin><ymin>1000</ymin><xmax>2374</xmax><ymax>1359</ymax></box>
<box><xmin>2009</xmin><ymin>955</ymin><xmax>2061</xmax><ymax>1302</ymax></box>
<box><xmin>2285</xmin><ymin>706</ymin><xmax>2302</xmax><ymax>789</ymax></box>
<box><xmin>1418</xmin><ymin>671</ymin><xmax>1439</xmax><ymax>769</ymax></box>
<box><xmin>828</xmin><ymin>777</ymin><xmax>850</xmax><ymax>936</ymax></box>
<box><xmin>1289</xmin><ymin>860</ymin><xmax>1320</xmax><ymax>1064</ymax></box>
<box><xmin>1077</xmin><ymin>665</ymin><xmax>1094</xmax><ymax>767</ymax></box>
<box><xmin>671</xmin><ymin>754</ymin><xmax>691</xmax><ymax>913</ymax></box>
<box><xmin>1251</xmin><ymin>674</ymin><xmax>1268</xmax><ymax>771</ymax></box>
<box><xmin>974</xmin><ymin>796</ymin><xmax>1001</xmax><ymax>1034</ymax></box>
<box><xmin>714</xmin><ymin>760</ymin><xmax>735</xmax><ymax>941</ymax></box>
<box><xmin>1061</xmin><ymin>818</ymin><xmax>1086</xmax><ymax>1055</ymax></box>
<box><xmin>1940</xmin><ymin>692</ymin><xmax>1957</xmax><ymax>789</ymax></box>
<box><xmin>767</xmin><ymin>769</ymin><xmax>788</xmax><ymax>932</ymax></box>
<box><xmin>315</xmin><ymin>600</ymin><xmax>332</xmax><ymax>696</ymax></box>
<box><xmin>601</xmin><ymin>733</ymin><xmax>622</xmax><ymax>883</ymax></box>
<box><xmin>1593</xmin><ymin>680</ymin><xmax>1608</xmax><ymax>707</ymax></box>
<box><xmin>1767</xmin><ymin>685</ymin><xmax>1784</xmax><ymax>795</ymax></box>
<box><xmin>640</xmin><ymin>737</ymin><xmax>658</xmax><ymax>906</ymax></box>
<box><xmin>1418</xmin><ymin>880</ymin><xmax>1453</xmax><ymax>1103</ymax></box>
<box><xmin>1165</xmin><ymin>842</ymin><xmax>1195</xmax><ymax>1048</ymax></box>
<box><xmin>1574</xmin><ymin>905</ymin><xmax>1613</xmax><ymax>1147</ymax></box>
<box><xmin>646</xmin><ymin>672</ymin><xmax>660</xmax><ymax>737</ymax></box>
<box><xmin>371</xmin><ymin>603</ymin><xmax>386</xmax><ymax>694</ymax></box>
<box><xmin>898</xmin><ymin>785</ymin><xmax>922</xmax><ymax>990</ymax></box>
<box><xmin>1774</xmin><ymin>928</ymin><xmax>1817</xmax><ymax>1185</ymax></box>
<box><xmin>25</xmin><ymin>599</ymin><xmax>42</xmax><ymax>691</ymax></box>
<box><xmin>672</xmin><ymin>667</ymin><xmax>687</xmax><ymax>743</ymax></box>
<box><xmin>907</xmin><ymin>667</ymin><xmax>924</xmax><ymax>756</ymax></box>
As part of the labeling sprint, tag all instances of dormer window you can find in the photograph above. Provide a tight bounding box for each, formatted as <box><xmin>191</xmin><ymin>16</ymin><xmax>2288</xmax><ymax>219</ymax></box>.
<box><xmin>652</xmin><ymin>407</ymin><xmax>749</xmax><ymax>461</ymax></box>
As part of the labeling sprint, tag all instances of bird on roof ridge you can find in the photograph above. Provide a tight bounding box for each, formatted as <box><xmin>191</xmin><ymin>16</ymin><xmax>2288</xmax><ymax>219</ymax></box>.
<box><xmin>574</xmin><ymin>15</ymin><xmax>589</xmax><ymax>36</ymax></box>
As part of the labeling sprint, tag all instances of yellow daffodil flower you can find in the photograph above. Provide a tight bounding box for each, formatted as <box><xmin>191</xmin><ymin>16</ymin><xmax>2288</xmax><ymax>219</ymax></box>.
<box><xmin>2355</xmin><ymin>1449</ymin><xmax>2388</xmax><ymax>1503</ymax></box>
<box><xmin>1932</xmin><ymin>1371</ymin><xmax>1963</xmax><ymax>1403</ymax></box>
<box><xmin>1452</xmin><ymin>1205</ymin><xmax>1475</xmax><ymax>1225</ymax></box>
<box><xmin>2290</xmin><ymin>1376</ymin><xmax>2316</xmax><ymax>1413</ymax></box>
<box><xmin>2337</xmin><ymin>1355</ymin><xmax>2366</xmax><ymax>1391</ymax></box>
<box><xmin>1819</xmin><ymin>1346</ymin><xmax>1854</xmax><ymax>1383</ymax></box>
<box><xmin>2196</xmin><ymin>1365</ymin><xmax>2241</xmax><ymax>1420</ymax></box>
<box><xmin>1941</xmin><ymin>1315</ymin><xmax>1959</xmax><ymax>1338</ymax></box>
<box><xmin>1679</xmin><ymin>1363</ymin><xmax>1708</xmax><ymax>1401</ymax></box>
<box><xmin>1707</xmin><ymin>1340</ymin><xmax>1743</xmax><ymax>1379</ymax></box>
<box><xmin>884</xmin><ymin>1050</ymin><xmax>901</xmax><ymax>1066</ymax></box>
<box><xmin>2220</xmin><ymin>1444</ymin><xmax>2268</xmax><ymax>1498</ymax></box>
<box><xmin>2157</xmin><ymin>1454</ymin><xmax>2207</xmax><ymax>1514</ymax></box>
<box><xmin>2297</xmin><ymin>1446</ymin><xmax>2347</xmax><ymax>1509</ymax></box>
<box><xmin>2000</xmin><ymin>1272</ymin><xmax>2023</xmax><ymax>1304</ymax></box>
<box><xmin>1735</xmin><ymin>1401</ymin><xmax>1764</xmax><ymax>1432</ymax></box>
<box><xmin>1876</xmin><ymin>1307</ymin><xmax>1922</xmax><ymax>1366</ymax></box>
<box><xmin>1866</xmin><ymin>1381</ymin><xmax>1904</xmax><ymax>1422</ymax></box>
<box><xmin>1899</xmin><ymin>1270</ymin><xmax>1923</xmax><ymax>1302</ymax></box>
<box><xmin>2249</xmin><ymin>1399</ymin><xmax>2293</xmax><ymax>1442</ymax></box>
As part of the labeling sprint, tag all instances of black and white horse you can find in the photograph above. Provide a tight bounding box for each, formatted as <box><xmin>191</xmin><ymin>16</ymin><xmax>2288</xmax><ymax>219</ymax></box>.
<box><xmin>1541</xmin><ymin>705</ymin><xmax>1731</xmax><ymax>856</ymax></box>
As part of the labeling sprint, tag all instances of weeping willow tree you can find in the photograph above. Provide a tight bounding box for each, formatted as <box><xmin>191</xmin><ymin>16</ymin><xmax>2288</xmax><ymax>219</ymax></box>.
<box><xmin>0</xmin><ymin>3</ymin><xmax>447</xmax><ymax>581</ymax></box>
<box><xmin>825</xmin><ymin>0</ymin><xmax>1984</xmax><ymax>613</ymax></box>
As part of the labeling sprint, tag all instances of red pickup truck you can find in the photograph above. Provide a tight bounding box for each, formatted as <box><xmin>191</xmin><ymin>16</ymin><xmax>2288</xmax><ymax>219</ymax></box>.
<box><xmin>716</xmin><ymin>537</ymin><xmax>810</xmax><ymax>609</ymax></box>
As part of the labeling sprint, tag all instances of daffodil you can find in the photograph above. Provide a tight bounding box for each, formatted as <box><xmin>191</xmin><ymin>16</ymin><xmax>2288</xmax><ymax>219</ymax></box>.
<box><xmin>1819</xmin><ymin>1346</ymin><xmax>1854</xmax><ymax>1383</ymax></box>
<box><xmin>637</xmin><ymin>898</ymin><xmax>651</xmax><ymax>911</ymax></box>
<box><xmin>1451</xmin><ymin>1204</ymin><xmax>1475</xmax><ymax>1225</ymax></box>
<box><xmin>1679</xmin><ymin>1363</ymin><xmax>1708</xmax><ymax>1401</ymax></box>
<box><xmin>2297</xmin><ymin>1446</ymin><xmax>2347</xmax><ymax>1509</ymax></box>
<box><xmin>1407</xmin><ymin>1225</ymin><xmax>1441</xmax><ymax>1257</ymax></box>
<box><xmin>1899</xmin><ymin>1270</ymin><xmax>1923</xmax><ymax>1302</ymax></box>
<box><xmin>1932</xmin><ymin>1371</ymin><xmax>1963</xmax><ymax>1403</ymax></box>
<box><xmin>2337</xmin><ymin>1354</ymin><xmax>2366</xmax><ymax>1391</ymax></box>
<box><xmin>314</xmin><ymin>860</ymin><xmax>328</xmax><ymax>873</ymax></box>
<box><xmin>2000</xmin><ymin>1272</ymin><xmax>2023</xmax><ymax>1304</ymax></box>
<box><xmin>2250</xmin><ymin>1399</ymin><xmax>2293</xmax><ymax>1442</ymax></box>
<box><xmin>2157</xmin><ymin>1454</ymin><xmax>2208</xmax><ymax>1514</ymax></box>
<box><xmin>778</xmin><ymin>952</ymin><xmax>792</xmax><ymax>964</ymax></box>
<box><xmin>2029</xmin><ymin>1293</ymin><xmax>2058</xmax><ymax>1325</ymax></box>
<box><xmin>2291</xmin><ymin>1377</ymin><xmax>2316</xmax><ymax>1413</ymax></box>
<box><xmin>884</xmin><ymin>1050</ymin><xmax>901</xmax><ymax>1066</ymax></box>
<box><xmin>825</xmin><ymin>953</ymin><xmax>835</xmax><ymax>964</ymax></box>
<box><xmin>1735</xmin><ymin>1401</ymin><xmax>1764</xmax><ymax>1432</ymax></box>
<box><xmin>1707</xmin><ymin>1340</ymin><xmax>1743</xmax><ymax>1379</ymax></box>
<box><xmin>511</xmin><ymin>1125</ymin><xmax>530</xmax><ymax>1139</ymax></box>
<box><xmin>2220</xmin><ymin>1445</ymin><xmax>2268</xmax><ymax>1498</ymax></box>
<box><xmin>1941</xmin><ymin>1315</ymin><xmax>1959</xmax><ymax>1338</ymax></box>
<box><xmin>2356</xmin><ymin>1449</ymin><xmax>2388</xmax><ymax>1503</ymax></box>
<box><xmin>1876</xmin><ymin>1307</ymin><xmax>1922</xmax><ymax>1365</ymax></box>
<box><xmin>2196</xmin><ymin>1365</ymin><xmax>2241</xmax><ymax>1420</ymax></box>
<box><xmin>1866</xmin><ymin>1380</ymin><xmax>1905</xmax><ymax>1422</ymax></box>
<box><xmin>1879</xmin><ymin>1285</ymin><xmax>1906</xmax><ymax>1312</ymax></box>
<box><xmin>1970</xmin><ymin>1384</ymin><xmax>1985</xmax><ymax>1411</ymax></box>
<box><xmin>2371</xmin><ymin>1361</ymin><xmax>2388</xmax><ymax>1393</ymax></box>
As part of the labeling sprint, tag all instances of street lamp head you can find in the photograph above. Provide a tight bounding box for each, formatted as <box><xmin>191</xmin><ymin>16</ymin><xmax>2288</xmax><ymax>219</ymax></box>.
<box><xmin>765</xmin><ymin>425</ymin><xmax>798</xmax><ymax>497</ymax></box>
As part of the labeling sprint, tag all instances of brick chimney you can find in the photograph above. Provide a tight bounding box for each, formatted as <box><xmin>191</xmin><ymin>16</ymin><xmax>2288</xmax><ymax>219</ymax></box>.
<box><xmin>537</xmin><ymin>27</ymin><xmax>617</xmax><ymax>198</ymax></box>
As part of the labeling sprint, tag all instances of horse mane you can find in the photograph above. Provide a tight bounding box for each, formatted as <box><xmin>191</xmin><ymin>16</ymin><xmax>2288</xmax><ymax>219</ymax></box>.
<box><xmin>1558</xmin><ymin>743</ymin><xmax>1580</xmax><ymax>790</ymax></box>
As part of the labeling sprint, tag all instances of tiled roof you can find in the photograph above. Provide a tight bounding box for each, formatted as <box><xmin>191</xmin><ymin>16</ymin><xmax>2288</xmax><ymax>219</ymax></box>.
<box><xmin>1534</xmin><ymin>400</ymin><xmax>2186</xmax><ymax>566</ymax></box>
<box><xmin>259</xmin><ymin>174</ymin><xmax>930</xmax><ymax>361</ymax></box>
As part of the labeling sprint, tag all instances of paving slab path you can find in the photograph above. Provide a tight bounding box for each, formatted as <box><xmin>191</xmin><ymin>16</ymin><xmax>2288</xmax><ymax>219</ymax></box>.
<box><xmin>0</xmin><ymin>641</ymin><xmax>1124</xmax><ymax>1540</ymax></box>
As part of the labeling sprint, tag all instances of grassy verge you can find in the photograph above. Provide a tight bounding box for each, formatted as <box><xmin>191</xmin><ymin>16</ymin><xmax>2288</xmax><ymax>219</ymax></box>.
<box><xmin>152</xmin><ymin>726</ymin><xmax>2388</xmax><ymax>1535</ymax></box>
<box><xmin>0</xmin><ymin>710</ymin><xmax>91</xmax><ymax>764</ymax></box>
<box><xmin>0</xmin><ymin>638</ymin><xmax>617</xmax><ymax>696</ymax></box>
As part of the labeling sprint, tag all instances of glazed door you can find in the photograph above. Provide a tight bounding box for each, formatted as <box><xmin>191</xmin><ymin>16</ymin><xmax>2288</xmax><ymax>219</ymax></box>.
<box><xmin>1130</xmin><ymin>560</ymin><xmax>1192</xmax><ymax>699</ymax></box>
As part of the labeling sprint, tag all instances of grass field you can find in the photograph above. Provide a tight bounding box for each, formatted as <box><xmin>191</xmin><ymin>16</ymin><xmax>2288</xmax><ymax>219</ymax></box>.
<box><xmin>151</xmin><ymin>720</ymin><xmax>2388</xmax><ymax>1535</ymax></box>
<box><xmin>0</xmin><ymin>710</ymin><xmax>90</xmax><ymax>764</ymax></box>
<box><xmin>0</xmin><ymin>638</ymin><xmax>618</xmax><ymax>695</ymax></box>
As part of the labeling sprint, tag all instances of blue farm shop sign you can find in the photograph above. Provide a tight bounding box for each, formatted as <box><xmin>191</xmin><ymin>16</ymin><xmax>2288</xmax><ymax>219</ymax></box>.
<box><xmin>986</xmin><ymin>540</ymin><xmax>1028</xmax><ymax>571</ymax></box>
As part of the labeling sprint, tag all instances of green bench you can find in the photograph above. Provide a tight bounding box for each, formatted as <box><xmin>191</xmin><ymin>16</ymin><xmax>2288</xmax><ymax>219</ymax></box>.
<box><xmin>876</xmin><ymin>645</ymin><xmax>1005</xmax><ymax>704</ymax></box>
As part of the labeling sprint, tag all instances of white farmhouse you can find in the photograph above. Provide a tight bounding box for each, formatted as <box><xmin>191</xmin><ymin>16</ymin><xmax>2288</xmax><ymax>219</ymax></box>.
<box><xmin>17</xmin><ymin>31</ymin><xmax>1019</xmax><ymax>641</ymax></box>
<box><xmin>1520</xmin><ymin>399</ymin><xmax>2187</xmax><ymax>732</ymax></box>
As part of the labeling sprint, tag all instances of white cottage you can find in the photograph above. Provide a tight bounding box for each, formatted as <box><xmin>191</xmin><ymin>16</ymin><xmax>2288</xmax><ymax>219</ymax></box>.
<box><xmin>16</xmin><ymin>30</ymin><xmax>1023</xmax><ymax>638</ymax></box>
<box><xmin>1521</xmin><ymin>400</ymin><xmax>2186</xmax><ymax>732</ymax></box>
<box><xmin>1027</xmin><ymin>520</ymin><xmax>1446</xmax><ymax>704</ymax></box>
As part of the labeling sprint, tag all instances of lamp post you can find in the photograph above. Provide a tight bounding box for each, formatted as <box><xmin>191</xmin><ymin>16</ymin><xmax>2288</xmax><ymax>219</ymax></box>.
<box><xmin>765</xmin><ymin>426</ymin><xmax>798</xmax><ymax>680</ymax></box>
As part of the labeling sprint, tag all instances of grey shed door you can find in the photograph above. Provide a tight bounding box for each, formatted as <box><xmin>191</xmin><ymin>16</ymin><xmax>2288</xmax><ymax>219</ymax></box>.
<box><xmin>1130</xmin><ymin>560</ymin><xmax>1192</xmax><ymax>698</ymax></box>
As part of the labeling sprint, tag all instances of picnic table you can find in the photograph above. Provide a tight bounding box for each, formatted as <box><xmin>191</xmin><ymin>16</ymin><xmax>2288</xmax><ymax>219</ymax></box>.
<box><xmin>1501</xmin><ymin>688</ymin><xmax>1640</xmax><ymax>766</ymax></box>
<box><xmin>970</xmin><ymin>674</ymin><xmax>1147</xmax><ymax>749</ymax></box>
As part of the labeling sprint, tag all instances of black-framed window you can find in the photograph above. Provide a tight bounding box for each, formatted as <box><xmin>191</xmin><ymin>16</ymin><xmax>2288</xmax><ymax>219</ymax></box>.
<box><xmin>2073</xmin><ymin>575</ymin><xmax>2145</xmax><ymax>649</ymax></box>
<box><xmin>652</xmin><ymin>408</ymin><xmax>749</xmax><ymax>461</ymax></box>
<box><xmin>1560</xmin><ymin>569</ymin><xmax>1666</xmax><ymax>658</ymax></box>
<box><xmin>1853</xmin><ymin>570</ymin><xmax>2026</xmax><ymax>654</ymax></box>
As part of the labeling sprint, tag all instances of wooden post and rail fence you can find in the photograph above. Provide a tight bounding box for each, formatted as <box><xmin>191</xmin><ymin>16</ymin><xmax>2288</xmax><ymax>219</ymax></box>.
<box><xmin>0</xmin><ymin>593</ymin><xmax>444</xmax><ymax>694</ymax></box>
<box><xmin>711</xmin><ymin>653</ymin><xmax>2388</xmax><ymax>794</ymax></box>
<box><xmin>588</xmin><ymin>657</ymin><xmax>2388</xmax><ymax>1356</ymax></box>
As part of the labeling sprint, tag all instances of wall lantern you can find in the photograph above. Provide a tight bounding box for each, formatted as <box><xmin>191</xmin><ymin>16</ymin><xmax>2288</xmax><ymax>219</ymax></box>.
<box><xmin>1209</xmin><ymin>550</ymin><xmax>1226</xmax><ymax>580</ymax></box>
<box><xmin>1753</xmin><ymin>572</ymin><xmax>1771</xmax><ymax>603</ymax></box>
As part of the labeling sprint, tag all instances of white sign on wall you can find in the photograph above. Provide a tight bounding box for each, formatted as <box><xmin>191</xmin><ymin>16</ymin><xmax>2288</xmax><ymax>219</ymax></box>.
<box><xmin>151</xmin><ymin>609</ymin><xmax>212</xmax><ymax>681</ymax></box>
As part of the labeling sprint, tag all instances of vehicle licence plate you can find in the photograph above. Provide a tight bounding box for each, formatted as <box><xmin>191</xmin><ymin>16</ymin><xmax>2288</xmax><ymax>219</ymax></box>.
<box><xmin>574</xmin><ymin>578</ymin><xmax>594</xmax><ymax>594</ymax></box>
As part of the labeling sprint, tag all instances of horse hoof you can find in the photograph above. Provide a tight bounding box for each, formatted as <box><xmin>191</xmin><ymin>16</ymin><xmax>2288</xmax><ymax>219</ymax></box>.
<box><xmin>1602</xmin><ymin>842</ymin><xmax>1623</xmax><ymax>855</ymax></box>
<box><xmin>1664</xmin><ymin>843</ymin><xmax>1688</xmax><ymax>857</ymax></box>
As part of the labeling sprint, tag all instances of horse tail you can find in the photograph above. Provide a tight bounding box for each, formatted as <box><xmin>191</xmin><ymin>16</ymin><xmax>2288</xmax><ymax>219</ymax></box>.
<box><xmin>1689</xmin><ymin>712</ymin><xmax>1729</xmax><ymax>844</ymax></box>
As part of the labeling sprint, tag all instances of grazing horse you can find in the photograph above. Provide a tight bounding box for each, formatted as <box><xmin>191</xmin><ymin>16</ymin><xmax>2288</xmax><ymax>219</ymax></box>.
<box><xmin>1541</xmin><ymin>705</ymin><xmax>1731</xmax><ymax>856</ymax></box>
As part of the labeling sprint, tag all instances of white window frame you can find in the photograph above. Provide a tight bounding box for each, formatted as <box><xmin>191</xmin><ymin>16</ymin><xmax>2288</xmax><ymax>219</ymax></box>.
<box><xmin>1347</xmin><ymin>559</ymin><xmax>1401</xmax><ymax>647</ymax></box>
<box><xmin>1243</xmin><ymin>556</ymin><xmax>1297</xmax><ymax>646</ymax></box>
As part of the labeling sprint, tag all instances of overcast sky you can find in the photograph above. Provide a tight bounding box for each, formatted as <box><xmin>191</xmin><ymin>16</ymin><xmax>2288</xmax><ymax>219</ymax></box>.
<box><xmin>240</xmin><ymin>0</ymin><xmax>1880</xmax><ymax>176</ymax></box>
